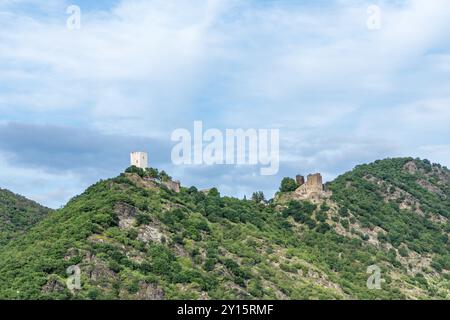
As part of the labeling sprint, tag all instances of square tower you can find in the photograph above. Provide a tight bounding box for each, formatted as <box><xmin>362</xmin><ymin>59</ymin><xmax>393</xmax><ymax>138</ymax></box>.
<box><xmin>130</xmin><ymin>152</ymin><xmax>148</xmax><ymax>169</ymax></box>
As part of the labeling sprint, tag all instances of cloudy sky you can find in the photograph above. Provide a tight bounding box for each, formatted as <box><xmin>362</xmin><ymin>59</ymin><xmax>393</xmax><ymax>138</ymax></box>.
<box><xmin>1</xmin><ymin>0</ymin><xmax>450</xmax><ymax>208</ymax></box>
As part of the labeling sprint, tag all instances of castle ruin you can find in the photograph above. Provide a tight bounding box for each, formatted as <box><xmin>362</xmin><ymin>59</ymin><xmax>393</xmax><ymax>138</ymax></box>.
<box><xmin>130</xmin><ymin>151</ymin><xmax>181</xmax><ymax>193</ymax></box>
<box><xmin>294</xmin><ymin>173</ymin><xmax>329</xmax><ymax>201</ymax></box>
<box><xmin>130</xmin><ymin>151</ymin><xmax>148</xmax><ymax>169</ymax></box>
<box><xmin>296</xmin><ymin>175</ymin><xmax>305</xmax><ymax>186</ymax></box>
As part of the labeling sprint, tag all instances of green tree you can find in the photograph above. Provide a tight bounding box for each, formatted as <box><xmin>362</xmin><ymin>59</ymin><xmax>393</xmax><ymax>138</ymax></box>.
<box><xmin>279</xmin><ymin>178</ymin><xmax>298</xmax><ymax>192</ymax></box>
<box><xmin>251</xmin><ymin>191</ymin><xmax>266</xmax><ymax>203</ymax></box>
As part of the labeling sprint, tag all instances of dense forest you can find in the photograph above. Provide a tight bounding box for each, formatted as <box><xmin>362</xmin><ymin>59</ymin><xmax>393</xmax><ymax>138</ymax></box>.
<box><xmin>0</xmin><ymin>158</ymin><xmax>448</xmax><ymax>299</ymax></box>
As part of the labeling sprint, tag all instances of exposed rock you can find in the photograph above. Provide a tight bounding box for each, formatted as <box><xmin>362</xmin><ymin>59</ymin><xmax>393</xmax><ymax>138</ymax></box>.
<box><xmin>83</xmin><ymin>252</ymin><xmax>116</xmax><ymax>285</ymax></box>
<box><xmin>174</xmin><ymin>243</ymin><xmax>188</xmax><ymax>257</ymax></box>
<box><xmin>365</xmin><ymin>175</ymin><xmax>425</xmax><ymax>217</ymax></box>
<box><xmin>137</xmin><ymin>225</ymin><xmax>163</xmax><ymax>243</ymax></box>
<box><xmin>42</xmin><ymin>277</ymin><xmax>66</xmax><ymax>294</ymax></box>
<box><xmin>429</xmin><ymin>214</ymin><xmax>448</xmax><ymax>225</ymax></box>
<box><xmin>126</xmin><ymin>251</ymin><xmax>145</xmax><ymax>264</ymax></box>
<box><xmin>404</xmin><ymin>161</ymin><xmax>419</xmax><ymax>174</ymax></box>
<box><xmin>136</xmin><ymin>281</ymin><xmax>165</xmax><ymax>300</ymax></box>
<box><xmin>124</xmin><ymin>173</ymin><xmax>158</xmax><ymax>190</ymax></box>
<box><xmin>396</xmin><ymin>251</ymin><xmax>434</xmax><ymax>276</ymax></box>
<box><xmin>162</xmin><ymin>180</ymin><xmax>181</xmax><ymax>193</ymax></box>
<box><xmin>417</xmin><ymin>179</ymin><xmax>446</xmax><ymax>198</ymax></box>
<box><xmin>306</xmin><ymin>269</ymin><xmax>342</xmax><ymax>292</ymax></box>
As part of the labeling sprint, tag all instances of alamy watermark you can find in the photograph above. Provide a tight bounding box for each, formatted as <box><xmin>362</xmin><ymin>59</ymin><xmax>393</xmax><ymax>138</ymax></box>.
<box><xmin>66</xmin><ymin>265</ymin><xmax>81</xmax><ymax>292</ymax></box>
<box><xmin>66</xmin><ymin>5</ymin><xmax>81</xmax><ymax>30</ymax></box>
<box><xmin>366</xmin><ymin>5</ymin><xmax>382</xmax><ymax>30</ymax></box>
<box><xmin>171</xmin><ymin>121</ymin><xmax>279</xmax><ymax>176</ymax></box>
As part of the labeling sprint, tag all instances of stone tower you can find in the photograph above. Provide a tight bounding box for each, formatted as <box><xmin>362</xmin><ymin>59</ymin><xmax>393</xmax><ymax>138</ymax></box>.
<box><xmin>294</xmin><ymin>172</ymin><xmax>327</xmax><ymax>201</ymax></box>
<box><xmin>306</xmin><ymin>173</ymin><xmax>323</xmax><ymax>187</ymax></box>
<box><xmin>130</xmin><ymin>151</ymin><xmax>148</xmax><ymax>169</ymax></box>
<box><xmin>296</xmin><ymin>175</ymin><xmax>305</xmax><ymax>186</ymax></box>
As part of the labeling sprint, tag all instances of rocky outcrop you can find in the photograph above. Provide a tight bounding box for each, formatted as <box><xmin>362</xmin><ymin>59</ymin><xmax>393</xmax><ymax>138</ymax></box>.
<box><xmin>404</xmin><ymin>161</ymin><xmax>419</xmax><ymax>174</ymax></box>
<box><xmin>162</xmin><ymin>180</ymin><xmax>181</xmax><ymax>193</ymax></box>
<box><xmin>136</xmin><ymin>281</ymin><xmax>165</xmax><ymax>300</ymax></box>
<box><xmin>118</xmin><ymin>281</ymin><xmax>165</xmax><ymax>300</ymax></box>
<box><xmin>137</xmin><ymin>225</ymin><xmax>163</xmax><ymax>243</ymax></box>
<box><xmin>83</xmin><ymin>252</ymin><xmax>116</xmax><ymax>286</ymax></box>
<box><xmin>115</xmin><ymin>202</ymin><xmax>137</xmax><ymax>230</ymax></box>
<box><xmin>42</xmin><ymin>277</ymin><xmax>65</xmax><ymax>294</ymax></box>
<box><xmin>417</xmin><ymin>179</ymin><xmax>446</xmax><ymax>198</ymax></box>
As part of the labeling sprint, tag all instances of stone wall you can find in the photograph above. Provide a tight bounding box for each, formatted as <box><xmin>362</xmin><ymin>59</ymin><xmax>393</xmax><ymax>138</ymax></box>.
<box><xmin>306</xmin><ymin>173</ymin><xmax>323</xmax><ymax>188</ymax></box>
<box><xmin>162</xmin><ymin>180</ymin><xmax>181</xmax><ymax>193</ymax></box>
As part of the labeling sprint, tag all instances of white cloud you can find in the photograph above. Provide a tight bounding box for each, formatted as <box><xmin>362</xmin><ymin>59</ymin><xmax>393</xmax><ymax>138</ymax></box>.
<box><xmin>1</xmin><ymin>0</ymin><xmax>450</xmax><ymax>206</ymax></box>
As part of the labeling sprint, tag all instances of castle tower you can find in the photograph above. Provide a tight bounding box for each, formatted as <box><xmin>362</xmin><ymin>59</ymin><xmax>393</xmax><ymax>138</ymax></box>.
<box><xmin>130</xmin><ymin>151</ymin><xmax>148</xmax><ymax>169</ymax></box>
<box><xmin>306</xmin><ymin>173</ymin><xmax>323</xmax><ymax>187</ymax></box>
<box><xmin>293</xmin><ymin>172</ymin><xmax>328</xmax><ymax>202</ymax></box>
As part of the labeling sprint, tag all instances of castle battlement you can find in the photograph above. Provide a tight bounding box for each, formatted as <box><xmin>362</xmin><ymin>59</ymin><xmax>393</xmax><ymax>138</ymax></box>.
<box><xmin>130</xmin><ymin>151</ymin><xmax>148</xmax><ymax>169</ymax></box>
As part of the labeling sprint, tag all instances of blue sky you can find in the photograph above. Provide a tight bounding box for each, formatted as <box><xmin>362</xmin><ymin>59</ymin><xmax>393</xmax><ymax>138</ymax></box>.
<box><xmin>1</xmin><ymin>0</ymin><xmax>450</xmax><ymax>208</ymax></box>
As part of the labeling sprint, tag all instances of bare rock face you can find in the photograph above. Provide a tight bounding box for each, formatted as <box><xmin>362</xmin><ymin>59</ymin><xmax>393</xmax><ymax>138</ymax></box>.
<box><xmin>115</xmin><ymin>202</ymin><xmax>137</xmax><ymax>229</ymax></box>
<box><xmin>125</xmin><ymin>173</ymin><xmax>158</xmax><ymax>190</ymax></box>
<box><xmin>404</xmin><ymin>161</ymin><xmax>419</xmax><ymax>174</ymax></box>
<box><xmin>417</xmin><ymin>179</ymin><xmax>446</xmax><ymax>198</ymax></box>
<box><xmin>137</xmin><ymin>225</ymin><xmax>163</xmax><ymax>243</ymax></box>
<box><xmin>42</xmin><ymin>277</ymin><xmax>66</xmax><ymax>294</ymax></box>
<box><xmin>83</xmin><ymin>252</ymin><xmax>116</xmax><ymax>286</ymax></box>
<box><xmin>162</xmin><ymin>180</ymin><xmax>181</xmax><ymax>193</ymax></box>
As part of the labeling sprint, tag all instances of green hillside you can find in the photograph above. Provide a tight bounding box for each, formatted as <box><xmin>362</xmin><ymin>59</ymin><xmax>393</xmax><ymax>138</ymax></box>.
<box><xmin>0</xmin><ymin>158</ymin><xmax>448</xmax><ymax>299</ymax></box>
<box><xmin>0</xmin><ymin>188</ymin><xmax>52</xmax><ymax>246</ymax></box>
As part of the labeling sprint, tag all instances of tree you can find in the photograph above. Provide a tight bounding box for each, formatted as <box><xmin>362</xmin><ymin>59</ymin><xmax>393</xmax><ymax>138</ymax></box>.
<box><xmin>208</xmin><ymin>188</ymin><xmax>220</xmax><ymax>198</ymax></box>
<box><xmin>159</xmin><ymin>170</ymin><xmax>172</xmax><ymax>182</ymax></box>
<box><xmin>146</xmin><ymin>167</ymin><xmax>159</xmax><ymax>179</ymax></box>
<box><xmin>125</xmin><ymin>165</ymin><xmax>145</xmax><ymax>177</ymax></box>
<box><xmin>279</xmin><ymin>178</ymin><xmax>298</xmax><ymax>192</ymax></box>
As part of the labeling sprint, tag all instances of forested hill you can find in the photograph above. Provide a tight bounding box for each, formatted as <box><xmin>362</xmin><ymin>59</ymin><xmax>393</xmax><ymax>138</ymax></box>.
<box><xmin>0</xmin><ymin>188</ymin><xmax>52</xmax><ymax>245</ymax></box>
<box><xmin>0</xmin><ymin>157</ymin><xmax>448</xmax><ymax>299</ymax></box>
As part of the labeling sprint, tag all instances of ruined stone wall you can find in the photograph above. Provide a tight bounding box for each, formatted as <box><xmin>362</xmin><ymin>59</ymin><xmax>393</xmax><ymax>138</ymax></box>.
<box><xmin>296</xmin><ymin>175</ymin><xmax>305</xmax><ymax>186</ymax></box>
<box><xmin>294</xmin><ymin>173</ymin><xmax>327</xmax><ymax>201</ymax></box>
<box><xmin>306</xmin><ymin>173</ymin><xmax>323</xmax><ymax>187</ymax></box>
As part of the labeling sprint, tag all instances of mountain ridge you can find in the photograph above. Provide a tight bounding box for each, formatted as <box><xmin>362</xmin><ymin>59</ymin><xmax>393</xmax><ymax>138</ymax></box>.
<box><xmin>0</xmin><ymin>157</ymin><xmax>448</xmax><ymax>299</ymax></box>
<box><xmin>0</xmin><ymin>188</ymin><xmax>52</xmax><ymax>246</ymax></box>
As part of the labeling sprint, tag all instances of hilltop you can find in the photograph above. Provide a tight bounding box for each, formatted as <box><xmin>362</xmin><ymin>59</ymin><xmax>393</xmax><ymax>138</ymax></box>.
<box><xmin>0</xmin><ymin>158</ymin><xmax>448</xmax><ymax>299</ymax></box>
<box><xmin>0</xmin><ymin>188</ymin><xmax>52</xmax><ymax>246</ymax></box>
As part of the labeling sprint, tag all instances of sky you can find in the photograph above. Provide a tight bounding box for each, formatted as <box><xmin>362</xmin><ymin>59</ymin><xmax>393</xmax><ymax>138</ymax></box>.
<box><xmin>1</xmin><ymin>0</ymin><xmax>450</xmax><ymax>208</ymax></box>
